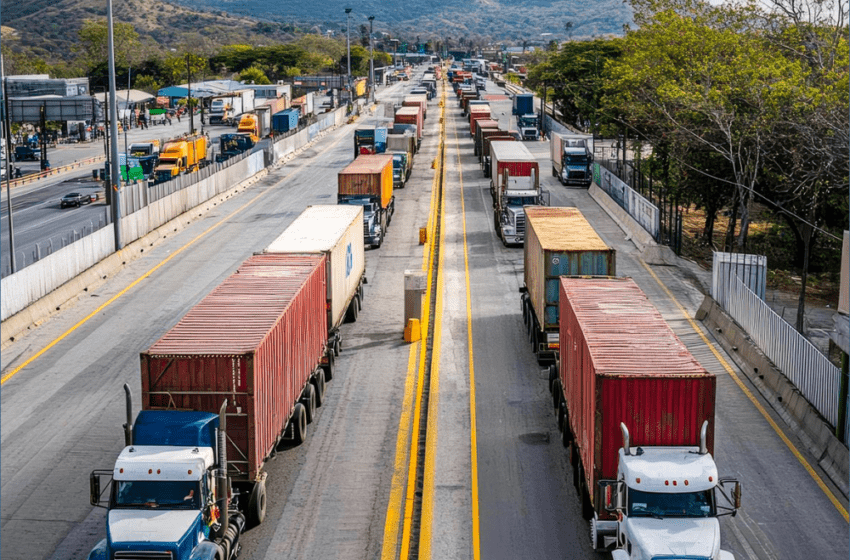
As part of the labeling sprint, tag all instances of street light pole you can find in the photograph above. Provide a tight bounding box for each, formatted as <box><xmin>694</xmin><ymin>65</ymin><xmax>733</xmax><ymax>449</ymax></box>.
<box><xmin>106</xmin><ymin>0</ymin><xmax>123</xmax><ymax>250</ymax></box>
<box><xmin>1</xmin><ymin>52</ymin><xmax>16</xmax><ymax>273</ymax></box>
<box><xmin>368</xmin><ymin>16</ymin><xmax>375</xmax><ymax>103</ymax></box>
<box><xmin>345</xmin><ymin>8</ymin><xmax>352</xmax><ymax>105</ymax></box>
<box><xmin>187</xmin><ymin>53</ymin><xmax>194</xmax><ymax>136</ymax></box>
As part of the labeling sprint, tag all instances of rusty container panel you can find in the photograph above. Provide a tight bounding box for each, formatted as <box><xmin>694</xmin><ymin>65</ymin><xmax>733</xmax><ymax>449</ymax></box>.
<box><xmin>524</xmin><ymin>207</ymin><xmax>615</xmax><ymax>330</ymax></box>
<box><xmin>469</xmin><ymin>106</ymin><xmax>491</xmax><ymax>137</ymax></box>
<box><xmin>338</xmin><ymin>154</ymin><xmax>394</xmax><ymax>209</ymax></box>
<box><xmin>141</xmin><ymin>253</ymin><xmax>327</xmax><ymax>482</ymax></box>
<box><xmin>558</xmin><ymin>276</ymin><xmax>716</xmax><ymax>508</ymax></box>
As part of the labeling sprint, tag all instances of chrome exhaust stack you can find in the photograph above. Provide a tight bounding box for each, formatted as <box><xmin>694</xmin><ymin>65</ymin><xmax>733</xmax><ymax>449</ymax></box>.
<box><xmin>620</xmin><ymin>423</ymin><xmax>630</xmax><ymax>456</ymax></box>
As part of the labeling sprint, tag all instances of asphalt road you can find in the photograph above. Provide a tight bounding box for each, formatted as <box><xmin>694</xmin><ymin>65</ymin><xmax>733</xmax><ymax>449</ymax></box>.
<box><xmin>1</xmin><ymin>69</ymin><xmax>847</xmax><ymax>560</ymax></box>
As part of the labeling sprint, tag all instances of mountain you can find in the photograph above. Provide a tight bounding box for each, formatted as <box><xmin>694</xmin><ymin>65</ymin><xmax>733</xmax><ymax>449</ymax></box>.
<box><xmin>161</xmin><ymin>0</ymin><xmax>631</xmax><ymax>42</ymax></box>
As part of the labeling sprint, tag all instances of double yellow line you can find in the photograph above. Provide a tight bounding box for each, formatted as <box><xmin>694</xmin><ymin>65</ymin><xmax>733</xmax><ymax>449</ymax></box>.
<box><xmin>382</xmin><ymin>75</ymin><xmax>482</xmax><ymax>560</ymax></box>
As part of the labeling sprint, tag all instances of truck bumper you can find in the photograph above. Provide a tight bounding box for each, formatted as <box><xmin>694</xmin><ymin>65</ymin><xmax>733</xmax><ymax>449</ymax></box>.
<box><xmin>503</xmin><ymin>234</ymin><xmax>523</xmax><ymax>245</ymax></box>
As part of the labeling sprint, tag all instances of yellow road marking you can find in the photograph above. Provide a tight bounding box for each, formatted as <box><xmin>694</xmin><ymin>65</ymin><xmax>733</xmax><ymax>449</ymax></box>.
<box><xmin>640</xmin><ymin>260</ymin><xmax>849</xmax><ymax>522</ymax></box>
<box><xmin>452</xmin><ymin>100</ymin><xmax>482</xmax><ymax>560</ymax></box>
<box><xmin>417</xmin><ymin>133</ymin><xmax>447</xmax><ymax>559</ymax></box>
<box><xmin>2</xmin><ymin>128</ymin><xmax>350</xmax><ymax>386</ymax></box>
<box><xmin>380</xmin><ymin>340</ymin><xmax>420</xmax><ymax>560</ymax></box>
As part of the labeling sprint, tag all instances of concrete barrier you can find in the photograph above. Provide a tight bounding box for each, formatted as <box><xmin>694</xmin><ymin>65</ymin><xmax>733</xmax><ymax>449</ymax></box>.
<box><xmin>588</xmin><ymin>182</ymin><xmax>677</xmax><ymax>265</ymax></box>
<box><xmin>2</xmin><ymin>107</ymin><xmax>348</xmax><ymax>334</ymax></box>
<box><xmin>697</xmin><ymin>295</ymin><xmax>849</xmax><ymax>498</ymax></box>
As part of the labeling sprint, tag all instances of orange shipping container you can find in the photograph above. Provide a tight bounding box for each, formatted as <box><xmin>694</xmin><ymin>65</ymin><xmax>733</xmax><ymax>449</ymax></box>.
<box><xmin>338</xmin><ymin>154</ymin><xmax>394</xmax><ymax>209</ymax></box>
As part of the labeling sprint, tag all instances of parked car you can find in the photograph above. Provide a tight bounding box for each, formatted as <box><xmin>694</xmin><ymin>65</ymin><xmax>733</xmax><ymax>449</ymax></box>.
<box><xmin>60</xmin><ymin>192</ymin><xmax>92</xmax><ymax>208</ymax></box>
<box><xmin>15</xmin><ymin>146</ymin><xmax>39</xmax><ymax>161</ymax></box>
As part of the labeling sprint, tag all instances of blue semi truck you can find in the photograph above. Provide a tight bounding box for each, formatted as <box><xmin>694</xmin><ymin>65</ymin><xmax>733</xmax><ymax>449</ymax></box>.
<box><xmin>512</xmin><ymin>93</ymin><xmax>539</xmax><ymax>140</ymax></box>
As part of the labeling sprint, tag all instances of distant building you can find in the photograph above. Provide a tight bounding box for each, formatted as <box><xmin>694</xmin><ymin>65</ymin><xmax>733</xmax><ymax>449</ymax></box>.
<box><xmin>5</xmin><ymin>76</ymin><xmax>89</xmax><ymax>97</ymax></box>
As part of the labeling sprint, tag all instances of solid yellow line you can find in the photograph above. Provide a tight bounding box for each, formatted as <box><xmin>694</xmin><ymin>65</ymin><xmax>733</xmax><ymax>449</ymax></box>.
<box><xmin>640</xmin><ymin>260</ymin><xmax>849</xmax><ymax>522</ymax></box>
<box><xmin>418</xmin><ymin>88</ymin><xmax>448</xmax><ymax>560</ymax></box>
<box><xmin>453</xmin><ymin>100</ymin><xmax>482</xmax><ymax>559</ymax></box>
<box><xmin>2</xmin><ymin>128</ymin><xmax>350</xmax><ymax>386</ymax></box>
<box><xmin>399</xmin><ymin>84</ymin><xmax>445</xmax><ymax>560</ymax></box>
<box><xmin>380</xmin><ymin>340</ymin><xmax>420</xmax><ymax>560</ymax></box>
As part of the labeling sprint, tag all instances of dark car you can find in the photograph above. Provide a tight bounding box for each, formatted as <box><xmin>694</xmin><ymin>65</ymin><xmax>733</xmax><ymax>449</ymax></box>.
<box><xmin>14</xmin><ymin>146</ymin><xmax>39</xmax><ymax>161</ymax></box>
<box><xmin>61</xmin><ymin>192</ymin><xmax>91</xmax><ymax>208</ymax></box>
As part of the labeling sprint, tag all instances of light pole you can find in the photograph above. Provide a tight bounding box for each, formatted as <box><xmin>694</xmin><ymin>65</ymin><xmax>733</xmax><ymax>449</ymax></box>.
<box><xmin>1</xmin><ymin>52</ymin><xmax>16</xmax><ymax>273</ymax></box>
<box><xmin>187</xmin><ymin>53</ymin><xmax>194</xmax><ymax>136</ymax></box>
<box><xmin>106</xmin><ymin>0</ymin><xmax>122</xmax><ymax>250</ymax></box>
<box><xmin>345</xmin><ymin>8</ymin><xmax>352</xmax><ymax>106</ymax></box>
<box><xmin>368</xmin><ymin>16</ymin><xmax>375</xmax><ymax>103</ymax></box>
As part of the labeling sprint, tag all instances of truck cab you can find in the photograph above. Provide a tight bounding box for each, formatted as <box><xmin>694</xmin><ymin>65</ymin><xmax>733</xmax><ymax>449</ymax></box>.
<box><xmin>493</xmin><ymin>169</ymin><xmax>548</xmax><ymax>246</ymax></box>
<box><xmin>339</xmin><ymin>197</ymin><xmax>385</xmax><ymax>248</ymax></box>
<box><xmin>237</xmin><ymin>114</ymin><xmax>261</xmax><ymax>144</ymax></box>
<box><xmin>596</xmin><ymin>423</ymin><xmax>741</xmax><ymax>559</ymax></box>
<box><xmin>89</xmin><ymin>400</ymin><xmax>245</xmax><ymax>560</ymax></box>
<box><xmin>517</xmin><ymin>114</ymin><xmax>540</xmax><ymax>141</ymax></box>
<box><xmin>216</xmin><ymin>133</ymin><xmax>255</xmax><ymax>163</ymax></box>
<box><xmin>391</xmin><ymin>152</ymin><xmax>410</xmax><ymax>188</ymax></box>
<box><xmin>561</xmin><ymin>142</ymin><xmax>593</xmax><ymax>186</ymax></box>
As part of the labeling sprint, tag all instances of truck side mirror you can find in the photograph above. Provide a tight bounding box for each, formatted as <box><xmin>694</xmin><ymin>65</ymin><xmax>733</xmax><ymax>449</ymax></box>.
<box><xmin>90</xmin><ymin>469</ymin><xmax>114</xmax><ymax>508</ymax></box>
<box><xmin>716</xmin><ymin>478</ymin><xmax>742</xmax><ymax>515</ymax></box>
<box><xmin>597</xmin><ymin>479</ymin><xmax>625</xmax><ymax>512</ymax></box>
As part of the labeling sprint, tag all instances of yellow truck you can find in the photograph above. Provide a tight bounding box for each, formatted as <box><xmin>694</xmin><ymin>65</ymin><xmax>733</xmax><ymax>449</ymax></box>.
<box><xmin>153</xmin><ymin>134</ymin><xmax>209</xmax><ymax>184</ymax></box>
<box><xmin>237</xmin><ymin>108</ymin><xmax>270</xmax><ymax>144</ymax></box>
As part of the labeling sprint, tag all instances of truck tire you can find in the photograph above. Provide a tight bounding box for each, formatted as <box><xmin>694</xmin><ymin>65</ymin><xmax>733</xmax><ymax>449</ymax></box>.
<box><xmin>552</xmin><ymin>379</ymin><xmax>562</xmax><ymax>410</ymax></box>
<box><xmin>246</xmin><ymin>479</ymin><xmax>267</xmax><ymax>528</ymax></box>
<box><xmin>312</xmin><ymin>369</ymin><xmax>325</xmax><ymax>407</ymax></box>
<box><xmin>344</xmin><ymin>299</ymin><xmax>358</xmax><ymax>323</ymax></box>
<box><xmin>292</xmin><ymin>403</ymin><xmax>307</xmax><ymax>445</ymax></box>
<box><xmin>561</xmin><ymin>416</ymin><xmax>571</xmax><ymax>447</ymax></box>
<box><xmin>322</xmin><ymin>352</ymin><xmax>335</xmax><ymax>381</ymax></box>
<box><xmin>301</xmin><ymin>383</ymin><xmax>317</xmax><ymax>424</ymax></box>
<box><xmin>552</xmin><ymin>165</ymin><xmax>557</xmax><ymax>177</ymax></box>
<box><xmin>581</xmin><ymin>478</ymin><xmax>594</xmax><ymax>520</ymax></box>
<box><xmin>548</xmin><ymin>364</ymin><xmax>558</xmax><ymax>394</ymax></box>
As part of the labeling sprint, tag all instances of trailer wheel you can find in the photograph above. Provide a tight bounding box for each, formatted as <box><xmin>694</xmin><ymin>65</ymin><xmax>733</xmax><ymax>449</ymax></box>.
<box><xmin>552</xmin><ymin>165</ymin><xmax>557</xmax><ymax>177</ymax></box>
<box><xmin>301</xmin><ymin>383</ymin><xmax>317</xmax><ymax>424</ymax></box>
<box><xmin>292</xmin><ymin>403</ymin><xmax>307</xmax><ymax>445</ymax></box>
<box><xmin>246</xmin><ymin>479</ymin><xmax>267</xmax><ymax>528</ymax></box>
<box><xmin>322</xmin><ymin>352</ymin><xmax>335</xmax><ymax>381</ymax></box>
<box><xmin>312</xmin><ymin>370</ymin><xmax>325</xmax><ymax>407</ymax></box>
<box><xmin>548</xmin><ymin>364</ymin><xmax>558</xmax><ymax>394</ymax></box>
<box><xmin>344</xmin><ymin>299</ymin><xmax>358</xmax><ymax>323</ymax></box>
<box><xmin>581</xmin><ymin>478</ymin><xmax>594</xmax><ymax>520</ymax></box>
<box><xmin>333</xmin><ymin>337</ymin><xmax>341</xmax><ymax>357</ymax></box>
<box><xmin>551</xmin><ymin>379</ymin><xmax>561</xmax><ymax>410</ymax></box>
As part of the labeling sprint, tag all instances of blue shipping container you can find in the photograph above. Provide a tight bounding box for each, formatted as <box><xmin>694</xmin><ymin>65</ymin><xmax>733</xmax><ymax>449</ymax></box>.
<box><xmin>273</xmin><ymin>108</ymin><xmax>300</xmax><ymax>133</ymax></box>
<box><xmin>513</xmin><ymin>93</ymin><xmax>534</xmax><ymax>116</ymax></box>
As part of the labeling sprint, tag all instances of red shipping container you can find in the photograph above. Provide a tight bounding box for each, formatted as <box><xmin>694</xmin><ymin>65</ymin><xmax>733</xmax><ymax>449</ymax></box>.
<box><xmin>558</xmin><ymin>277</ymin><xmax>715</xmax><ymax>507</ymax></box>
<box><xmin>141</xmin><ymin>253</ymin><xmax>328</xmax><ymax>482</ymax></box>
<box><xmin>469</xmin><ymin>106</ymin><xmax>491</xmax><ymax>136</ymax></box>
<box><xmin>490</xmin><ymin>141</ymin><xmax>538</xmax><ymax>188</ymax></box>
<box><xmin>394</xmin><ymin>106</ymin><xmax>423</xmax><ymax>140</ymax></box>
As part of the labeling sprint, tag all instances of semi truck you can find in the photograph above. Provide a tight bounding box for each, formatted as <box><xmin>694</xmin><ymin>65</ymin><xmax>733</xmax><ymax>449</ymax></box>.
<box><xmin>153</xmin><ymin>134</ymin><xmax>209</xmax><ymax>184</ymax></box>
<box><xmin>550</xmin><ymin>132</ymin><xmax>594</xmax><ymax>187</ymax></box>
<box><xmin>489</xmin><ymin>141</ymin><xmax>548</xmax><ymax>246</ymax></box>
<box><xmin>553</xmin><ymin>276</ymin><xmax>741</xmax><ymax>557</ymax></box>
<box><xmin>88</xmin><ymin>252</ymin><xmax>333</xmax><ymax>560</ymax></box>
<box><xmin>338</xmin><ymin>154</ymin><xmax>395</xmax><ymax>248</ymax></box>
<box><xmin>264</xmin><ymin>204</ymin><xmax>367</xmax><ymax>355</ymax></box>
<box><xmin>517</xmin><ymin>113</ymin><xmax>540</xmax><ymax>141</ymax></box>
<box><xmin>354</xmin><ymin>126</ymin><xmax>388</xmax><ymax>157</ymax></box>
<box><xmin>394</xmin><ymin>107</ymin><xmax>424</xmax><ymax>147</ymax></box>
<box><xmin>391</xmin><ymin>151</ymin><xmax>411</xmax><ymax>188</ymax></box>
<box><xmin>209</xmin><ymin>90</ymin><xmax>255</xmax><ymax>126</ymax></box>
<box><xmin>236</xmin><ymin>108</ymin><xmax>270</xmax><ymax>144</ymax></box>
<box><xmin>403</xmin><ymin>95</ymin><xmax>428</xmax><ymax>120</ymax></box>
<box><xmin>215</xmin><ymin>133</ymin><xmax>255</xmax><ymax>163</ymax></box>
<box><xmin>519</xmin><ymin>207</ymin><xmax>615</xmax><ymax>364</ymax></box>
<box><xmin>128</xmin><ymin>140</ymin><xmax>161</xmax><ymax>157</ymax></box>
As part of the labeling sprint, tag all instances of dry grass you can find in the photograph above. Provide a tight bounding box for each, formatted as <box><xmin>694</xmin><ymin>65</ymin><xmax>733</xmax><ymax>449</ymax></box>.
<box><xmin>680</xmin><ymin>203</ymin><xmax>841</xmax><ymax>305</ymax></box>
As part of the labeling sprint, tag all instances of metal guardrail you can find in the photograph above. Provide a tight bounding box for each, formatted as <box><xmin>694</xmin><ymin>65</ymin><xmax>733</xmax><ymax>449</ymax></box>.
<box><xmin>713</xmin><ymin>254</ymin><xmax>841</xmax><ymax>428</ymax></box>
<box><xmin>6</xmin><ymin>154</ymin><xmax>106</xmax><ymax>188</ymax></box>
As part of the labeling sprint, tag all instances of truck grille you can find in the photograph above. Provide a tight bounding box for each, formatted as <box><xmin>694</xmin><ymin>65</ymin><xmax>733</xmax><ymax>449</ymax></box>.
<box><xmin>516</xmin><ymin>214</ymin><xmax>526</xmax><ymax>234</ymax></box>
<box><xmin>363</xmin><ymin>220</ymin><xmax>370</xmax><ymax>236</ymax></box>
<box><xmin>114</xmin><ymin>552</ymin><xmax>173</xmax><ymax>560</ymax></box>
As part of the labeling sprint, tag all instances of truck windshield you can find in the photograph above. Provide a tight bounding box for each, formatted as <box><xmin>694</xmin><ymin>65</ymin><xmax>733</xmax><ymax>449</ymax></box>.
<box><xmin>628</xmin><ymin>488</ymin><xmax>715</xmax><ymax>519</ymax></box>
<box><xmin>112</xmin><ymin>480</ymin><xmax>201</xmax><ymax>510</ymax></box>
<box><xmin>506</xmin><ymin>196</ymin><xmax>539</xmax><ymax>206</ymax></box>
<box><xmin>565</xmin><ymin>154</ymin><xmax>589</xmax><ymax>164</ymax></box>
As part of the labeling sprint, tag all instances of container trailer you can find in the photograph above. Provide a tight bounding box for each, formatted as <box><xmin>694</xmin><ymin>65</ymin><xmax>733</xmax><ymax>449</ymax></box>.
<box><xmin>554</xmin><ymin>277</ymin><xmax>741</xmax><ymax>558</ymax></box>
<box><xmin>550</xmin><ymin>132</ymin><xmax>594</xmax><ymax>187</ymax></box>
<box><xmin>489</xmin><ymin>141</ymin><xmax>548</xmax><ymax>246</ymax></box>
<box><xmin>519</xmin><ymin>207</ymin><xmax>615</xmax><ymax>364</ymax></box>
<box><xmin>338</xmin><ymin>154</ymin><xmax>395</xmax><ymax>248</ymax></box>
<box><xmin>88</xmin><ymin>254</ymin><xmax>332</xmax><ymax>560</ymax></box>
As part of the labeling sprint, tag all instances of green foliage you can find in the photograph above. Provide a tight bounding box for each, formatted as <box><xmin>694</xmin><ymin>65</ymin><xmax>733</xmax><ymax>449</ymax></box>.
<box><xmin>75</xmin><ymin>19</ymin><xmax>140</xmax><ymax>71</ymax></box>
<box><xmin>133</xmin><ymin>74</ymin><xmax>161</xmax><ymax>94</ymax></box>
<box><xmin>238</xmin><ymin>65</ymin><xmax>271</xmax><ymax>85</ymax></box>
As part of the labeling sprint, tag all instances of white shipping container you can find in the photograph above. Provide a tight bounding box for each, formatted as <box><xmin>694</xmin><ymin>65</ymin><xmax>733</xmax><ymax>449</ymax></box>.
<box><xmin>264</xmin><ymin>205</ymin><xmax>365</xmax><ymax>330</ymax></box>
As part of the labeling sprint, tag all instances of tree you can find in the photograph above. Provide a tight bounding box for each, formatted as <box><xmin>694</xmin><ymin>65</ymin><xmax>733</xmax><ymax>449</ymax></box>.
<box><xmin>75</xmin><ymin>20</ymin><xmax>140</xmax><ymax>72</ymax></box>
<box><xmin>238</xmin><ymin>65</ymin><xmax>271</xmax><ymax>84</ymax></box>
<box><xmin>162</xmin><ymin>53</ymin><xmax>208</xmax><ymax>86</ymax></box>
